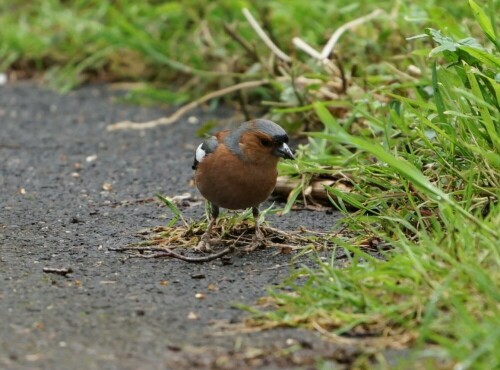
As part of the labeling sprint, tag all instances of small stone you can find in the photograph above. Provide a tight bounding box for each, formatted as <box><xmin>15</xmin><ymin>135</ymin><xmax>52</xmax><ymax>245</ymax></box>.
<box><xmin>407</xmin><ymin>65</ymin><xmax>421</xmax><ymax>77</ymax></box>
<box><xmin>207</xmin><ymin>284</ymin><xmax>218</xmax><ymax>291</ymax></box>
<box><xmin>102</xmin><ymin>182</ymin><xmax>113</xmax><ymax>191</ymax></box>
<box><xmin>188</xmin><ymin>116</ymin><xmax>199</xmax><ymax>124</ymax></box>
<box><xmin>26</xmin><ymin>353</ymin><xmax>42</xmax><ymax>362</ymax></box>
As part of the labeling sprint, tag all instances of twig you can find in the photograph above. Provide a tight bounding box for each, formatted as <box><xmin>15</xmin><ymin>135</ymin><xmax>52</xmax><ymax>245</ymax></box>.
<box><xmin>108</xmin><ymin>246</ymin><xmax>178</xmax><ymax>253</ymax></box>
<box><xmin>292</xmin><ymin>38</ymin><xmax>323</xmax><ymax>60</ymax></box>
<box><xmin>291</xmin><ymin>9</ymin><xmax>384</xmax><ymax>63</ymax></box>
<box><xmin>106</xmin><ymin>80</ymin><xmax>269</xmax><ymax>131</ymax></box>
<box><xmin>242</xmin><ymin>8</ymin><xmax>292</xmax><ymax>63</ymax></box>
<box><xmin>223</xmin><ymin>23</ymin><xmax>260</xmax><ymax>62</ymax></box>
<box><xmin>320</xmin><ymin>9</ymin><xmax>384</xmax><ymax>59</ymax></box>
<box><xmin>43</xmin><ymin>267</ymin><xmax>73</xmax><ymax>276</ymax></box>
<box><xmin>311</xmin><ymin>320</ymin><xmax>416</xmax><ymax>349</ymax></box>
<box><xmin>123</xmin><ymin>246</ymin><xmax>235</xmax><ymax>263</ymax></box>
<box><xmin>250</xmin><ymin>263</ymin><xmax>291</xmax><ymax>272</ymax></box>
<box><xmin>93</xmin><ymin>197</ymin><xmax>156</xmax><ymax>208</ymax></box>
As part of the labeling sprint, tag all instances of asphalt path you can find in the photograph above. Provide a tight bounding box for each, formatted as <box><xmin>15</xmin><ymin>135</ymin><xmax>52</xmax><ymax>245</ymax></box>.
<box><xmin>0</xmin><ymin>82</ymin><xmax>357</xmax><ymax>369</ymax></box>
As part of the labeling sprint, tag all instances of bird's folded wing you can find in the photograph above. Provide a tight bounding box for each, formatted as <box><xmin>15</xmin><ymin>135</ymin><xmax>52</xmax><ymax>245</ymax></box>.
<box><xmin>192</xmin><ymin>136</ymin><xmax>219</xmax><ymax>170</ymax></box>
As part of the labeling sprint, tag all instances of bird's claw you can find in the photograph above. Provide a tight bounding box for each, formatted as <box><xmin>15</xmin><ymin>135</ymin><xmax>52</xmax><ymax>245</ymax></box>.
<box><xmin>255</xmin><ymin>228</ymin><xmax>265</xmax><ymax>240</ymax></box>
<box><xmin>194</xmin><ymin>234</ymin><xmax>212</xmax><ymax>253</ymax></box>
<box><xmin>244</xmin><ymin>229</ymin><xmax>266</xmax><ymax>252</ymax></box>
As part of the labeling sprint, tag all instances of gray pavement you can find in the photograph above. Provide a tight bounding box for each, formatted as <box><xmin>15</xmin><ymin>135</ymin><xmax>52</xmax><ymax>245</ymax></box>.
<box><xmin>0</xmin><ymin>82</ymin><xmax>353</xmax><ymax>370</ymax></box>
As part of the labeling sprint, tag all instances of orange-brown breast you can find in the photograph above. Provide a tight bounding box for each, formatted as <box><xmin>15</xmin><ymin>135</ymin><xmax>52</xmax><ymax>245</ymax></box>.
<box><xmin>195</xmin><ymin>144</ymin><xmax>279</xmax><ymax>210</ymax></box>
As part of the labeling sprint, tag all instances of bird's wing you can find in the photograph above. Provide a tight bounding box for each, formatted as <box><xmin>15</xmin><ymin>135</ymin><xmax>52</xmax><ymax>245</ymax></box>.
<box><xmin>192</xmin><ymin>136</ymin><xmax>219</xmax><ymax>170</ymax></box>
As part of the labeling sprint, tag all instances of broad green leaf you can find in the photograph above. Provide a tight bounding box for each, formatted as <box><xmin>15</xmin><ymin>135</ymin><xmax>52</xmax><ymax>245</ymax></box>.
<box><xmin>426</xmin><ymin>28</ymin><xmax>455</xmax><ymax>48</ymax></box>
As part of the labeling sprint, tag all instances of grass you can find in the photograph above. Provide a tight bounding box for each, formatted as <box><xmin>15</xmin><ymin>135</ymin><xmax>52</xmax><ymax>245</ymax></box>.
<box><xmin>262</xmin><ymin>3</ymin><xmax>499</xmax><ymax>367</ymax></box>
<box><xmin>2</xmin><ymin>0</ymin><xmax>499</xmax><ymax>368</ymax></box>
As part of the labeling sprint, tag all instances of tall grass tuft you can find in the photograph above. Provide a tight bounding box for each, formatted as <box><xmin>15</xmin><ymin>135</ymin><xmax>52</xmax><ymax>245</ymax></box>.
<box><xmin>261</xmin><ymin>1</ymin><xmax>499</xmax><ymax>367</ymax></box>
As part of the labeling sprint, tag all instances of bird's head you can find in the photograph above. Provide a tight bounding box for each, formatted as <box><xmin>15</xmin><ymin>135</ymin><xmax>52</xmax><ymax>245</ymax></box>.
<box><xmin>227</xmin><ymin>119</ymin><xmax>294</xmax><ymax>164</ymax></box>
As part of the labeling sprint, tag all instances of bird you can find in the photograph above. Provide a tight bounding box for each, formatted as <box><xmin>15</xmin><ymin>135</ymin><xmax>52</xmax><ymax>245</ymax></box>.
<box><xmin>192</xmin><ymin>119</ymin><xmax>294</xmax><ymax>252</ymax></box>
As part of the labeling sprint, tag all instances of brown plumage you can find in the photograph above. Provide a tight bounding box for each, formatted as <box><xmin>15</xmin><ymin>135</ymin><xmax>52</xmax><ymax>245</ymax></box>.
<box><xmin>192</xmin><ymin>119</ymin><xmax>294</xmax><ymax>252</ymax></box>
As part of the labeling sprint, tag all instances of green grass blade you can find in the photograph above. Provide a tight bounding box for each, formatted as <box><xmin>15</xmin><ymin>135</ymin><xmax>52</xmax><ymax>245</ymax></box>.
<box><xmin>469</xmin><ymin>0</ymin><xmax>498</xmax><ymax>48</ymax></box>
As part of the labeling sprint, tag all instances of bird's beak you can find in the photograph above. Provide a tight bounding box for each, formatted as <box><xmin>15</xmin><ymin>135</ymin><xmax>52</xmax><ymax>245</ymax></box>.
<box><xmin>274</xmin><ymin>143</ymin><xmax>294</xmax><ymax>160</ymax></box>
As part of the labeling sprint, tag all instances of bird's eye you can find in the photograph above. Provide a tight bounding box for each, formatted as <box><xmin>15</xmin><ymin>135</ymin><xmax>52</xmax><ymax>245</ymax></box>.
<box><xmin>260</xmin><ymin>138</ymin><xmax>272</xmax><ymax>147</ymax></box>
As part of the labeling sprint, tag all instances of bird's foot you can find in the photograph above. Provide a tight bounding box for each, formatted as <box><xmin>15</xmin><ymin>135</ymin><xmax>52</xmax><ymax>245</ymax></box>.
<box><xmin>244</xmin><ymin>229</ymin><xmax>266</xmax><ymax>253</ymax></box>
<box><xmin>194</xmin><ymin>234</ymin><xmax>212</xmax><ymax>253</ymax></box>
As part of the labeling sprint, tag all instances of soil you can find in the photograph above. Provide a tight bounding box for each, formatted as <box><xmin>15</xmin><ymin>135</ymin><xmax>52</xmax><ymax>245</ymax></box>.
<box><xmin>0</xmin><ymin>82</ymin><xmax>373</xmax><ymax>369</ymax></box>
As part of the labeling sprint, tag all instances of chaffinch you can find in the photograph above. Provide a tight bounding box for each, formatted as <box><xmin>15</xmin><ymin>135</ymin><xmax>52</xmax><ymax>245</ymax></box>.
<box><xmin>192</xmin><ymin>119</ymin><xmax>294</xmax><ymax>252</ymax></box>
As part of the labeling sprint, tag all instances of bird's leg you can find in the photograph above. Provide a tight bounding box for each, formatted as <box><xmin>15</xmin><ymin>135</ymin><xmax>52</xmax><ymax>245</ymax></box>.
<box><xmin>195</xmin><ymin>203</ymin><xmax>219</xmax><ymax>253</ymax></box>
<box><xmin>253</xmin><ymin>206</ymin><xmax>265</xmax><ymax>241</ymax></box>
<box><xmin>245</xmin><ymin>206</ymin><xmax>266</xmax><ymax>252</ymax></box>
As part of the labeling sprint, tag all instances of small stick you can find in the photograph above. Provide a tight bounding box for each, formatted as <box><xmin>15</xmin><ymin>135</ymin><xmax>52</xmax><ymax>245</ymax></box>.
<box><xmin>125</xmin><ymin>246</ymin><xmax>235</xmax><ymax>263</ymax></box>
<box><xmin>242</xmin><ymin>8</ymin><xmax>292</xmax><ymax>63</ymax></box>
<box><xmin>107</xmin><ymin>80</ymin><xmax>269</xmax><ymax>131</ymax></box>
<box><xmin>291</xmin><ymin>10</ymin><xmax>384</xmax><ymax>63</ymax></box>
<box><xmin>320</xmin><ymin>9</ymin><xmax>384</xmax><ymax>59</ymax></box>
<box><xmin>292</xmin><ymin>38</ymin><xmax>323</xmax><ymax>60</ymax></box>
<box><xmin>94</xmin><ymin>197</ymin><xmax>156</xmax><ymax>208</ymax></box>
<box><xmin>43</xmin><ymin>267</ymin><xmax>73</xmax><ymax>276</ymax></box>
<box><xmin>223</xmin><ymin>23</ymin><xmax>260</xmax><ymax>62</ymax></box>
<box><xmin>108</xmin><ymin>246</ymin><xmax>178</xmax><ymax>253</ymax></box>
